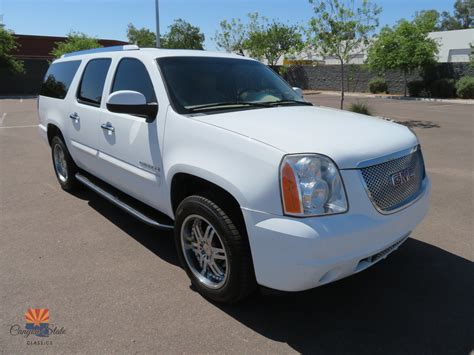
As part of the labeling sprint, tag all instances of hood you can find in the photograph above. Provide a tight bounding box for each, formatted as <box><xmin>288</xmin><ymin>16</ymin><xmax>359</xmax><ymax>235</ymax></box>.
<box><xmin>192</xmin><ymin>105</ymin><xmax>418</xmax><ymax>169</ymax></box>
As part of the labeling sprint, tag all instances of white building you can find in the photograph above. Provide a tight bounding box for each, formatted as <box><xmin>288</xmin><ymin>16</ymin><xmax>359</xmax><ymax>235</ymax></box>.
<box><xmin>429</xmin><ymin>28</ymin><xmax>473</xmax><ymax>63</ymax></box>
<box><xmin>282</xmin><ymin>28</ymin><xmax>474</xmax><ymax>65</ymax></box>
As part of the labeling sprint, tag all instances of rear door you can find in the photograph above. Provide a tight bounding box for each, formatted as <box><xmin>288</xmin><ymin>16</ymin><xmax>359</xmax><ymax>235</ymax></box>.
<box><xmin>68</xmin><ymin>58</ymin><xmax>111</xmax><ymax>171</ymax></box>
<box><xmin>97</xmin><ymin>57</ymin><xmax>165</xmax><ymax>210</ymax></box>
<box><xmin>38</xmin><ymin>60</ymin><xmax>81</xmax><ymax>145</ymax></box>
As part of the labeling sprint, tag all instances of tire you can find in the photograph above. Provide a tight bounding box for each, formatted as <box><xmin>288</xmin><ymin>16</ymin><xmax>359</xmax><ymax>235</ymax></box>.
<box><xmin>174</xmin><ymin>195</ymin><xmax>257</xmax><ymax>303</ymax></box>
<box><xmin>51</xmin><ymin>135</ymin><xmax>79</xmax><ymax>191</ymax></box>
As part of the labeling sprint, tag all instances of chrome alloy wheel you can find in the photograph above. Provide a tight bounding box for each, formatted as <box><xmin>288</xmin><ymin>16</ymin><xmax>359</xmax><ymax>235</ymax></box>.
<box><xmin>53</xmin><ymin>144</ymin><xmax>68</xmax><ymax>182</ymax></box>
<box><xmin>181</xmin><ymin>215</ymin><xmax>229</xmax><ymax>289</ymax></box>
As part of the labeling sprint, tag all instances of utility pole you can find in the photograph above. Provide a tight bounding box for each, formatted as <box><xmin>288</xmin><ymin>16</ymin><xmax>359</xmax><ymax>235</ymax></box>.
<box><xmin>0</xmin><ymin>0</ymin><xmax>4</xmax><ymax>29</ymax></box>
<box><xmin>155</xmin><ymin>0</ymin><xmax>160</xmax><ymax>48</ymax></box>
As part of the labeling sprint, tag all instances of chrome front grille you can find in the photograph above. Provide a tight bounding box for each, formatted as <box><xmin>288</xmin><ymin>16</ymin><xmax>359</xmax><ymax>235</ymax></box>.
<box><xmin>361</xmin><ymin>147</ymin><xmax>425</xmax><ymax>213</ymax></box>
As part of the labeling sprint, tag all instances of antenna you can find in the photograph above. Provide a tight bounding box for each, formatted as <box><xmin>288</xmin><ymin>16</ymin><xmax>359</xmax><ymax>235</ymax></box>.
<box><xmin>0</xmin><ymin>14</ymin><xmax>5</xmax><ymax>29</ymax></box>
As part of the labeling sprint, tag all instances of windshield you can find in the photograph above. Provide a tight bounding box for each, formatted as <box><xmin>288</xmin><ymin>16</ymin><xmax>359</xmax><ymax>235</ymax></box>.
<box><xmin>157</xmin><ymin>56</ymin><xmax>306</xmax><ymax>114</ymax></box>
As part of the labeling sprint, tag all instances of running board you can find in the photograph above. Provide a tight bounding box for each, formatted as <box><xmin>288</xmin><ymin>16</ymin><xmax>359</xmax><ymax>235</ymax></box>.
<box><xmin>75</xmin><ymin>173</ymin><xmax>174</xmax><ymax>230</ymax></box>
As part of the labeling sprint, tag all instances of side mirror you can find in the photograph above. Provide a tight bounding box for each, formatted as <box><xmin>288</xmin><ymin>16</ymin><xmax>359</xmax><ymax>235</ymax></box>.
<box><xmin>106</xmin><ymin>90</ymin><xmax>158</xmax><ymax>121</ymax></box>
<box><xmin>292</xmin><ymin>87</ymin><xmax>304</xmax><ymax>100</ymax></box>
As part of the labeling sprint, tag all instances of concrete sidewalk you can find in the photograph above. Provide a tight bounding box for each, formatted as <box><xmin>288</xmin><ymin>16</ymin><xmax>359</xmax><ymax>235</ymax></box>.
<box><xmin>304</xmin><ymin>90</ymin><xmax>474</xmax><ymax>104</ymax></box>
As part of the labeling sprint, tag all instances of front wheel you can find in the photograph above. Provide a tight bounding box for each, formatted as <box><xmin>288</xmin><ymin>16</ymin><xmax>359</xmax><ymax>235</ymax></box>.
<box><xmin>174</xmin><ymin>195</ymin><xmax>256</xmax><ymax>303</ymax></box>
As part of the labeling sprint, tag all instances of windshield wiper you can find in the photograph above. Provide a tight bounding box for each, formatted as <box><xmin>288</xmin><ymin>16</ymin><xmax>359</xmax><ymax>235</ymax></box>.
<box><xmin>187</xmin><ymin>101</ymin><xmax>269</xmax><ymax>112</ymax></box>
<box><xmin>186</xmin><ymin>100</ymin><xmax>312</xmax><ymax>113</ymax></box>
<box><xmin>266</xmin><ymin>100</ymin><xmax>313</xmax><ymax>106</ymax></box>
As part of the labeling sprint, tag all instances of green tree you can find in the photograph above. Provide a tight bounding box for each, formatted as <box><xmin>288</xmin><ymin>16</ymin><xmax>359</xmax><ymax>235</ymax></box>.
<box><xmin>214</xmin><ymin>18</ymin><xmax>247</xmax><ymax>55</ymax></box>
<box><xmin>245</xmin><ymin>16</ymin><xmax>304</xmax><ymax>66</ymax></box>
<box><xmin>367</xmin><ymin>20</ymin><xmax>439</xmax><ymax>96</ymax></box>
<box><xmin>51</xmin><ymin>32</ymin><xmax>102</xmax><ymax>59</ymax></box>
<box><xmin>447</xmin><ymin>0</ymin><xmax>473</xmax><ymax>29</ymax></box>
<box><xmin>213</xmin><ymin>13</ymin><xmax>262</xmax><ymax>55</ymax></box>
<box><xmin>307</xmin><ymin>0</ymin><xmax>381</xmax><ymax>109</ymax></box>
<box><xmin>127</xmin><ymin>23</ymin><xmax>156</xmax><ymax>47</ymax></box>
<box><xmin>422</xmin><ymin>0</ymin><xmax>474</xmax><ymax>31</ymax></box>
<box><xmin>0</xmin><ymin>28</ymin><xmax>24</xmax><ymax>74</ymax></box>
<box><xmin>161</xmin><ymin>19</ymin><xmax>204</xmax><ymax>50</ymax></box>
<box><xmin>414</xmin><ymin>10</ymin><xmax>441</xmax><ymax>32</ymax></box>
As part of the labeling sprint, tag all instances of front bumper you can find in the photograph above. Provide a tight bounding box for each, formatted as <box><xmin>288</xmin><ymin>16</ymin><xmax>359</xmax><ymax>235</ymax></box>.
<box><xmin>242</xmin><ymin>170</ymin><xmax>431</xmax><ymax>292</ymax></box>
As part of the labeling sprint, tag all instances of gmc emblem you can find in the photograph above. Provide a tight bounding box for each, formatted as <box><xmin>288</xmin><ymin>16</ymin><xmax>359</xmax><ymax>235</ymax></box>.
<box><xmin>390</xmin><ymin>166</ymin><xmax>416</xmax><ymax>187</ymax></box>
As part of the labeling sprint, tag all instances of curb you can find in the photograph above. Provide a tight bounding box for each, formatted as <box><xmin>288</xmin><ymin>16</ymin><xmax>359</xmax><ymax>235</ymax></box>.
<box><xmin>376</xmin><ymin>95</ymin><xmax>474</xmax><ymax>105</ymax></box>
<box><xmin>303</xmin><ymin>91</ymin><xmax>474</xmax><ymax>104</ymax></box>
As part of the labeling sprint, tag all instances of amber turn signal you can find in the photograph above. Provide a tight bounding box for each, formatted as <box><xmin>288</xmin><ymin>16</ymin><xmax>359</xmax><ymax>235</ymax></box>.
<box><xmin>281</xmin><ymin>162</ymin><xmax>303</xmax><ymax>214</ymax></box>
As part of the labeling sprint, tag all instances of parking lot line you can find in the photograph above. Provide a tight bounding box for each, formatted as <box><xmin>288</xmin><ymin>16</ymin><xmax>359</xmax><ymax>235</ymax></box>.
<box><xmin>0</xmin><ymin>124</ymin><xmax>39</xmax><ymax>129</ymax></box>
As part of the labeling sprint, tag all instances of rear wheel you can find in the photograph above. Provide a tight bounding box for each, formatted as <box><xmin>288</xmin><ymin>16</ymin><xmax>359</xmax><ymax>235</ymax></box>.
<box><xmin>51</xmin><ymin>136</ymin><xmax>79</xmax><ymax>191</ymax></box>
<box><xmin>174</xmin><ymin>195</ymin><xmax>256</xmax><ymax>303</ymax></box>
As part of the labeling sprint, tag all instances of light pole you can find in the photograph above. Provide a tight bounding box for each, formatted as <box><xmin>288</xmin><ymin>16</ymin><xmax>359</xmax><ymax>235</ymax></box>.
<box><xmin>155</xmin><ymin>0</ymin><xmax>160</xmax><ymax>48</ymax></box>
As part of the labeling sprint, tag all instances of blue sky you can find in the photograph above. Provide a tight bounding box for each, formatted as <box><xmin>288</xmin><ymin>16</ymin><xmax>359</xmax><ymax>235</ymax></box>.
<box><xmin>1</xmin><ymin>0</ymin><xmax>454</xmax><ymax>50</ymax></box>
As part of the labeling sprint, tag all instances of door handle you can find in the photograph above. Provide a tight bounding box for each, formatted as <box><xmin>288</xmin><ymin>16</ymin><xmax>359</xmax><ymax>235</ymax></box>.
<box><xmin>101</xmin><ymin>122</ymin><xmax>115</xmax><ymax>132</ymax></box>
<box><xmin>69</xmin><ymin>112</ymin><xmax>80</xmax><ymax>121</ymax></box>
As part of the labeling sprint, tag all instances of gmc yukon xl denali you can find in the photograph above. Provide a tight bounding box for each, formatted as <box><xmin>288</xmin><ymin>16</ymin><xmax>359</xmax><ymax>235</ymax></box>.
<box><xmin>38</xmin><ymin>45</ymin><xmax>430</xmax><ymax>303</ymax></box>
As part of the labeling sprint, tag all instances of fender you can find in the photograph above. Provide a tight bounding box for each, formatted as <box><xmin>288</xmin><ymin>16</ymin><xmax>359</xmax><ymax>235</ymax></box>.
<box><xmin>166</xmin><ymin>163</ymin><xmax>249</xmax><ymax>218</ymax></box>
<box><xmin>163</xmin><ymin>109</ymin><xmax>285</xmax><ymax>216</ymax></box>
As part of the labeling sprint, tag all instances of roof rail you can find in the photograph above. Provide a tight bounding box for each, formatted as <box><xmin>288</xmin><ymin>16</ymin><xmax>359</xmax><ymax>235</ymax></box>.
<box><xmin>61</xmin><ymin>45</ymin><xmax>139</xmax><ymax>58</ymax></box>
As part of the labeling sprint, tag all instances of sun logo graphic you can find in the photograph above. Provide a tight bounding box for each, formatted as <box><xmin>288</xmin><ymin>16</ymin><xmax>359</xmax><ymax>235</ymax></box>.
<box><xmin>25</xmin><ymin>308</ymin><xmax>49</xmax><ymax>337</ymax></box>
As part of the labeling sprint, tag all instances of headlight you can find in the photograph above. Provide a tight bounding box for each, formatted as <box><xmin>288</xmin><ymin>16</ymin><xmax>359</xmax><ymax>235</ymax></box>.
<box><xmin>280</xmin><ymin>154</ymin><xmax>348</xmax><ymax>216</ymax></box>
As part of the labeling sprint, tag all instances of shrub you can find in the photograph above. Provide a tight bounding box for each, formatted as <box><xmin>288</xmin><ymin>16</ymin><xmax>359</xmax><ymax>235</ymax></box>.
<box><xmin>407</xmin><ymin>80</ymin><xmax>427</xmax><ymax>97</ymax></box>
<box><xmin>455</xmin><ymin>76</ymin><xmax>474</xmax><ymax>99</ymax></box>
<box><xmin>368</xmin><ymin>77</ymin><xmax>388</xmax><ymax>93</ymax></box>
<box><xmin>429</xmin><ymin>79</ymin><xmax>456</xmax><ymax>98</ymax></box>
<box><xmin>348</xmin><ymin>101</ymin><xmax>373</xmax><ymax>116</ymax></box>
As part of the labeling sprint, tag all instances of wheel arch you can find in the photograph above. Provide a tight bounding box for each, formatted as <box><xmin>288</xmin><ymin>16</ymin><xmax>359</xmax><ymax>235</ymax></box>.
<box><xmin>46</xmin><ymin>123</ymin><xmax>64</xmax><ymax>146</ymax></box>
<box><xmin>169</xmin><ymin>170</ymin><xmax>248</xmax><ymax>234</ymax></box>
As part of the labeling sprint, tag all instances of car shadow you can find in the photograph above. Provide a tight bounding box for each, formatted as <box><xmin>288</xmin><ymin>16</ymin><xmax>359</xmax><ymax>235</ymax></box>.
<box><xmin>70</xmin><ymin>188</ymin><xmax>472</xmax><ymax>354</ymax></box>
<box><xmin>70</xmin><ymin>187</ymin><xmax>178</xmax><ymax>267</ymax></box>
<box><xmin>392</xmin><ymin>120</ymin><xmax>441</xmax><ymax>129</ymax></box>
<box><xmin>217</xmin><ymin>238</ymin><xmax>473</xmax><ymax>354</ymax></box>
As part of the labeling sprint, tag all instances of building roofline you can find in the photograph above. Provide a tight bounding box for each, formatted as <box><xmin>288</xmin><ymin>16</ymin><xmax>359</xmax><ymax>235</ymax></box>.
<box><xmin>14</xmin><ymin>33</ymin><xmax>128</xmax><ymax>43</ymax></box>
<box><xmin>429</xmin><ymin>28</ymin><xmax>474</xmax><ymax>35</ymax></box>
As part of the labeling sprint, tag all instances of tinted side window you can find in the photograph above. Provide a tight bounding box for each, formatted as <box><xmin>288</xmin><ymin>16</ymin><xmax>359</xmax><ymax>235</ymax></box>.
<box><xmin>40</xmin><ymin>60</ymin><xmax>81</xmax><ymax>99</ymax></box>
<box><xmin>112</xmin><ymin>58</ymin><xmax>156</xmax><ymax>103</ymax></box>
<box><xmin>77</xmin><ymin>58</ymin><xmax>111</xmax><ymax>106</ymax></box>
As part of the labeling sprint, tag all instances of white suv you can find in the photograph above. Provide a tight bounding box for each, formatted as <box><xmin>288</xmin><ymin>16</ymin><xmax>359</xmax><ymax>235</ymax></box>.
<box><xmin>38</xmin><ymin>45</ymin><xmax>430</xmax><ymax>303</ymax></box>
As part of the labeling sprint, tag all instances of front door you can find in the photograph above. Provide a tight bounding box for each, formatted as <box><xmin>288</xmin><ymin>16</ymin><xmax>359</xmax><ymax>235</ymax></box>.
<box><xmin>97</xmin><ymin>57</ymin><xmax>164</xmax><ymax>210</ymax></box>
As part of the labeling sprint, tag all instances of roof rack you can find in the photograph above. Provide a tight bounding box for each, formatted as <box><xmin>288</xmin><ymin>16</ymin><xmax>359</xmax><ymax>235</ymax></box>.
<box><xmin>61</xmin><ymin>45</ymin><xmax>140</xmax><ymax>58</ymax></box>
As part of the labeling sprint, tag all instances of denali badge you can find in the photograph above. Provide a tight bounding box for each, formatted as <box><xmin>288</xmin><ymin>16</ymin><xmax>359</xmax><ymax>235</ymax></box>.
<box><xmin>139</xmin><ymin>161</ymin><xmax>161</xmax><ymax>173</ymax></box>
<box><xmin>390</xmin><ymin>166</ymin><xmax>416</xmax><ymax>187</ymax></box>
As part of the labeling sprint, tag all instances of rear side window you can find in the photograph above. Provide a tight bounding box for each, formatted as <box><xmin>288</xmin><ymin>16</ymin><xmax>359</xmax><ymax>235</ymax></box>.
<box><xmin>112</xmin><ymin>58</ymin><xmax>156</xmax><ymax>103</ymax></box>
<box><xmin>40</xmin><ymin>60</ymin><xmax>81</xmax><ymax>99</ymax></box>
<box><xmin>77</xmin><ymin>58</ymin><xmax>111</xmax><ymax>106</ymax></box>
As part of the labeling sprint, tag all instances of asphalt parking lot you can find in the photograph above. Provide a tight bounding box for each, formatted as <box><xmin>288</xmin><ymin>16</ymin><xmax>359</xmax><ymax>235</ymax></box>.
<box><xmin>0</xmin><ymin>95</ymin><xmax>472</xmax><ymax>354</ymax></box>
